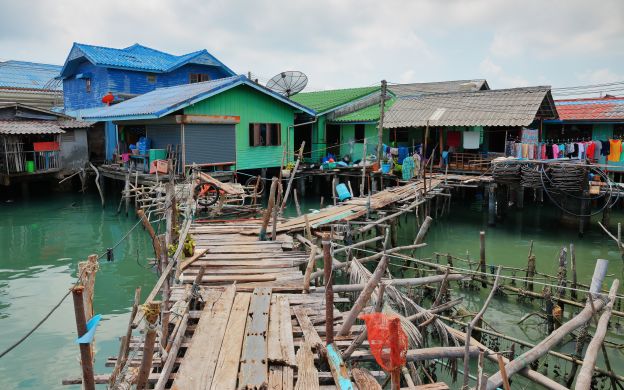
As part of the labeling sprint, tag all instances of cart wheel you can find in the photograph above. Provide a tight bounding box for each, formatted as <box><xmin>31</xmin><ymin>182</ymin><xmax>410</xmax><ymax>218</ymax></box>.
<box><xmin>244</xmin><ymin>176</ymin><xmax>265</xmax><ymax>196</ymax></box>
<box><xmin>193</xmin><ymin>181</ymin><xmax>220</xmax><ymax>207</ymax></box>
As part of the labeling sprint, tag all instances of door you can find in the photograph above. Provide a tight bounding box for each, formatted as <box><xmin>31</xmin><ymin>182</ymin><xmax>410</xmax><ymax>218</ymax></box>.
<box><xmin>184</xmin><ymin>124</ymin><xmax>236</xmax><ymax>165</ymax></box>
<box><xmin>326</xmin><ymin>124</ymin><xmax>341</xmax><ymax>157</ymax></box>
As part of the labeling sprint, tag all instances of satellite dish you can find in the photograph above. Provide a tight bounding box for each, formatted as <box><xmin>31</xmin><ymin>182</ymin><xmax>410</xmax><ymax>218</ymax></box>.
<box><xmin>266</xmin><ymin>71</ymin><xmax>308</xmax><ymax>97</ymax></box>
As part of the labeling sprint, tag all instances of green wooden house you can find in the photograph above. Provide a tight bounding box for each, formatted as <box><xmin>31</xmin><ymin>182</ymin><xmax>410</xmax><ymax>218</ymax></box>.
<box><xmin>80</xmin><ymin>75</ymin><xmax>315</xmax><ymax>171</ymax></box>
<box><xmin>289</xmin><ymin>79</ymin><xmax>490</xmax><ymax>163</ymax></box>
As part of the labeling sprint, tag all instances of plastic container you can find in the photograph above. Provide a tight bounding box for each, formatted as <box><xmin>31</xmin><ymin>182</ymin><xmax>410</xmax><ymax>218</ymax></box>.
<box><xmin>381</xmin><ymin>162</ymin><xmax>392</xmax><ymax>174</ymax></box>
<box><xmin>25</xmin><ymin>161</ymin><xmax>35</xmax><ymax>173</ymax></box>
<box><xmin>336</xmin><ymin>183</ymin><xmax>352</xmax><ymax>201</ymax></box>
<box><xmin>149</xmin><ymin>148</ymin><xmax>167</xmax><ymax>162</ymax></box>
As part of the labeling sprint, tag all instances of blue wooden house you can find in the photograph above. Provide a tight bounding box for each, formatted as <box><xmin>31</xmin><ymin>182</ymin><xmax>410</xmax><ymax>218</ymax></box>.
<box><xmin>60</xmin><ymin>43</ymin><xmax>237</xmax><ymax>160</ymax></box>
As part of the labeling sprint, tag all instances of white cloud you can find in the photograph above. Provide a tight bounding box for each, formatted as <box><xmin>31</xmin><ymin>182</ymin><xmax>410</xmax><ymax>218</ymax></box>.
<box><xmin>577</xmin><ymin>68</ymin><xmax>624</xmax><ymax>84</ymax></box>
<box><xmin>479</xmin><ymin>57</ymin><xmax>528</xmax><ymax>88</ymax></box>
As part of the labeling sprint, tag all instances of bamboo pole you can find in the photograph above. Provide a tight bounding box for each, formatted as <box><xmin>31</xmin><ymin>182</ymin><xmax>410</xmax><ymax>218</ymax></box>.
<box><xmin>303</xmin><ymin>244</ymin><xmax>318</xmax><ymax>294</ymax></box>
<box><xmin>323</xmin><ymin>235</ymin><xmax>334</xmax><ymax>345</ymax></box>
<box><xmin>479</xmin><ymin>231</ymin><xmax>487</xmax><ymax>288</ymax></box>
<box><xmin>72</xmin><ymin>286</ymin><xmax>95</xmax><ymax>390</ymax></box>
<box><xmin>575</xmin><ymin>279</ymin><xmax>620</xmax><ymax>390</ymax></box>
<box><xmin>360</xmin><ymin>138</ymin><xmax>367</xmax><ymax>196</ymax></box>
<box><xmin>312</xmin><ymin>274</ymin><xmax>466</xmax><ymax>293</ymax></box>
<box><xmin>462</xmin><ymin>267</ymin><xmax>501</xmax><ymax>389</ymax></box>
<box><xmin>486</xmin><ymin>259</ymin><xmax>609</xmax><ymax>390</ymax></box>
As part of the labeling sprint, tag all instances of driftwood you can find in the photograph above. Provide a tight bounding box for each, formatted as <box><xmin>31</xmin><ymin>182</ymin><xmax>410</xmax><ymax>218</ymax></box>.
<box><xmin>312</xmin><ymin>274</ymin><xmax>467</xmax><ymax>293</ymax></box>
<box><xmin>487</xmin><ymin>259</ymin><xmax>609</xmax><ymax>390</ymax></box>
<box><xmin>575</xmin><ymin>279</ymin><xmax>620</xmax><ymax>390</ymax></box>
<box><xmin>259</xmin><ymin>177</ymin><xmax>278</xmax><ymax>241</ymax></box>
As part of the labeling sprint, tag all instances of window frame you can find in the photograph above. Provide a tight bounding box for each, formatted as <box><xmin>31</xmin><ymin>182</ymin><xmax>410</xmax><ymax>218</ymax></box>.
<box><xmin>85</xmin><ymin>78</ymin><xmax>91</xmax><ymax>93</ymax></box>
<box><xmin>147</xmin><ymin>74</ymin><xmax>157</xmax><ymax>84</ymax></box>
<box><xmin>189</xmin><ymin>73</ymin><xmax>210</xmax><ymax>83</ymax></box>
<box><xmin>248</xmin><ymin>123</ymin><xmax>282</xmax><ymax>147</ymax></box>
<box><xmin>354</xmin><ymin>124</ymin><xmax>365</xmax><ymax>143</ymax></box>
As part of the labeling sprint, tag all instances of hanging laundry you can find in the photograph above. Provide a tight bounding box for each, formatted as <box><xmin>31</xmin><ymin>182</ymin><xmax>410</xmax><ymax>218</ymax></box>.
<box><xmin>447</xmin><ymin>131</ymin><xmax>461</xmax><ymax>148</ymax></box>
<box><xmin>552</xmin><ymin>144</ymin><xmax>559</xmax><ymax>159</ymax></box>
<box><xmin>402</xmin><ymin>156</ymin><xmax>415</xmax><ymax>180</ymax></box>
<box><xmin>586</xmin><ymin>142</ymin><xmax>595</xmax><ymax>162</ymax></box>
<box><xmin>593</xmin><ymin>141</ymin><xmax>602</xmax><ymax>160</ymax></box>
<box><xmin>397</xmin><ymin>147</ymin><xmax>409</xmax><ymax>164</ymax></box>
<box><xmin>608</xmin><ymin>139</ymin><xmax>622</xmax><ymax>162</ymax></box>
<box><xmin>601</xmin><ymin>140</ymin><xmax>610</xmax><ymax>156</ymax></box>
<box><xmin>463</xmin><ymin>131</ymin><xmax>480</xmax><ymax>149</ymax></box>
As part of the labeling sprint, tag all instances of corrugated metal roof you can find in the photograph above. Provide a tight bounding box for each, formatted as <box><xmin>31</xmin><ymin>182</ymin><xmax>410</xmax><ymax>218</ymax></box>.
<box><xmin>554</xmin><ymin>96</ymin><xmax>624</xmax><ymax>121</ymax></box>
<box><xmin>0</xmin><ymin>61</ymin><xmax>62</xmax><ymax>91</ymax></box>
<box><xmin>384</xmin><ymin>86</ymin><xmax>557</xmax><ymax>128</ymax></box>
<box><xmin>332</xmin><ymin>98</ymin><xmax>396</xmax><ymax>123</ymax></box>
<box><xmin>389</xmin><ymin>79</ymin><xmax>489</xmax><ymax>97</ymax></box>
<box><xmin>290</xmin><ymin>86</ymin><xmax>379</xmax><ymax>113</ymax></box>
<box><xmin>0</xmin><ymin>120</ymin><xmax>66</xmax><ymax>135</ymax></box>
<box><xmin>79</xmin><ymin>75</ymin><xmax>315</xmax><ymax>121</ymax></box>
<box><xmin>60</xmin><ymin>43</ymin><xmax>236</xmax><ymax>77</ymax></box>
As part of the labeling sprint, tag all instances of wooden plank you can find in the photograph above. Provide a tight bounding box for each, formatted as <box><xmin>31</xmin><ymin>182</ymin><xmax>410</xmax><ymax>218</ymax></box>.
<box><xmin>351</xmin><ymin>367</ymin><xmax>381</xmax><ymax>390</ymax></box>
<box><xmin>282</xmin><ymin>366</ymin><xmax>294</xmax><ymax>390</ymax></box>
<box><xmin>171</xmin><ymin>285</ymin><xmax>236</xmax><ymax>390</ymax></box>
<box><xmin>239</xmin><ymin>287</ymin><xmax>272</xmax><ymax>389</ymax></box>
<box><xmin>268</xmin><ymin>366</ymin><xmax>283</xmax><ymax>390</ymax></box>
<box><xmin>181</xmin><ymin>274</ymin><xmax>277</xmax><ymax>283</ymax></box>
<box><xmin>292</xmin><ymin>305</ymin><xmax>323</xmax><ymax>351</ymax></box>
<box><xmin>326</xmin><ymin>343</ymin><xmax>354</xmax><ymax>390</ymax></box>
<box><xmin>278</xmin><ymin>296</ymin><xmax>296</xmax><ymax>367</ymax></box>
<box><xmin>294</xmin><ymin>341</ymin><xmax>319</xmax><ymax>390</ymax></box>
<box><xmin>210</xmin><ymin>292</ymin><xmax>252</xmax><ymax>390</ymax></box>
<box><xmin>267</xmin><ymin>296</ymin><xmax>283</xmax><ymax>364</ymax></box>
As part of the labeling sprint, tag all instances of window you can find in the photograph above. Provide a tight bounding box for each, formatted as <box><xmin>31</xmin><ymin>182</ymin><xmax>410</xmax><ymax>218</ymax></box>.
<box><xmin>190</xmin><ymin>73</ymin><xmax>210</xmax><ymax>83</ymax></box>
<box><xmin>61</xmin><ymin>131</ymin><xmax>75</xmax><ymax>142</ymax></box>
<box><xmin>147</xmin><ymin>74</ymin><xmax>157</xmax><ymax>83</ymax></box>
<box><xmin>85</xmin><ymin>78</ymin><xmax>91</xmax><ymax>93</ymax></box>
<box><xmin>249</xmin><ymin>123</ymin><xmax>281</xmax><ymax>146</ymax></box>
<box><xmin>392</xmin><ymin>128</ymin><xmax>409</xmax><ymax>143</ymax></box>
<box><xmin>354</xmin><ymin>124</ymin><xmax>365</xmax><ymax>143</ymax></box>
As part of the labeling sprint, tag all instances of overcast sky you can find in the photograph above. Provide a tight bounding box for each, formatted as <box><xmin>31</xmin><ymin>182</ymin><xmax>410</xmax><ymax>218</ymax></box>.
<box><xmin>1</xmin><ymin>0</ymin><xmax>623</xmax><ymax>95</ymax></box>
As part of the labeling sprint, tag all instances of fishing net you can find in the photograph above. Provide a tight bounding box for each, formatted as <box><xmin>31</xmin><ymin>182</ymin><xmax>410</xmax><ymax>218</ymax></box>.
<box><xmin>359</xmin><ymin>313</ymin><xmax>408</xmax><ymax>371</ymax></box>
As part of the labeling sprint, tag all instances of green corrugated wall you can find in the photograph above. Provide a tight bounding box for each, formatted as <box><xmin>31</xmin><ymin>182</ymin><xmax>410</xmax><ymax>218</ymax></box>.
<box><xmin>183</xmin><ymin>85</ymin><xmax>297</xmax><ymax>170</ymax></box>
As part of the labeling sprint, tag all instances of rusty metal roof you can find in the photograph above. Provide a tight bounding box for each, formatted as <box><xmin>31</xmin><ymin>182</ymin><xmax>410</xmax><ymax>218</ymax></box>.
<box><xmin>553</xmin><ymin>96</ymin><xmax>624</xmax><ymax>122</ymax></box>
<box><xmin>384</xmin><ymin>86</ymin><xmax>557</xmax><ymax>128</ymax></box>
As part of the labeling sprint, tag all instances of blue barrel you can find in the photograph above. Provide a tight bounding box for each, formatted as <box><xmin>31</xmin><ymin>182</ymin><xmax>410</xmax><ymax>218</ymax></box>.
<box><xmin>336</xmin><ymin>183</ymin><xmax>352</xmax><ymax>201</ymax></box>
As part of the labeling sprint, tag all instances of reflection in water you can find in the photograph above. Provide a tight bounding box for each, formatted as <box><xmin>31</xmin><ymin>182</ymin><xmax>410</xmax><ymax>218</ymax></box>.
<box><xmin>0</xmin><ymin>192</ymin><xmax>156</xmax><ymax>389</ymax></box>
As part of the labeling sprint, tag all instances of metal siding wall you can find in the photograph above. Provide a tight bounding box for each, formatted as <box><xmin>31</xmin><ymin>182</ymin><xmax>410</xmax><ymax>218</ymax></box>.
<box><xmin>185</xmin><ymin>124</ymin><xmax>235</xmax><ymax>164</ymax></box>
<box><xmin>146</xmin><ymin>124</ymin><xmax>181</xmax><ymax>150</ymax></box>
<box><xmin>62</xmin><ymin>62</ymin><xmax>110</xmax><ymax>111</ymax></box>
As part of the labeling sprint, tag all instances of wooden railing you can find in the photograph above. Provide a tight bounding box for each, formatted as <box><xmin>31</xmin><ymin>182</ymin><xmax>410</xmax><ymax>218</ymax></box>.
<box><xmin>1</xmin><ymin>150</ymin><xmax>60</xmax><ymax>174</ymax></box>
<box><xmin>446</xmin><ymin>152</ymin><xmax>501</xmax><ymax>172</ymax></box>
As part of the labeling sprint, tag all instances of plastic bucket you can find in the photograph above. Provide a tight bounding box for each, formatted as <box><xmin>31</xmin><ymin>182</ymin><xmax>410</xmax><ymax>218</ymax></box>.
<box><xmin>25</xmin><ymin>161</ymin><xmax>35</xmax><ymax>173</ymax></box>
<box><xmin>381</xmin><ymin>162</ymin><xmax>392</xmax><ymax>174</ymax></box>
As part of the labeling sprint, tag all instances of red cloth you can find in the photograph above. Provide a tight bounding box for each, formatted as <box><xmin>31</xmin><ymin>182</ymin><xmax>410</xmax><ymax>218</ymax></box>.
<box><xmin>586</xmin><ymin>142</ymin><xmax>595</xmax><ymax>162</ymax></box>
<box><xmin>446</xmin><ymin>131</ymin><xmax>460</xmax><ymax>148</ymax></box>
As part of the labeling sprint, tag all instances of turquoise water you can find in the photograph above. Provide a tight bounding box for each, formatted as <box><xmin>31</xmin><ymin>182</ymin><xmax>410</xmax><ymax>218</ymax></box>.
<box><xmin>1</xmin><ymin>187</ymin><xmax>623</xmax><ymax>389</ymax></box>
<box><xmin>0</xmin><ymin>190</ymin><xmax>156</xmax><ymax>389</ymax></box>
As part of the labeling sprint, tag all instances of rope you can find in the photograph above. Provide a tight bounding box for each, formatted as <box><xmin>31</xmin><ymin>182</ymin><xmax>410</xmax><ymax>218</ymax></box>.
<box><xmin>0</xmin><ymin>175</ymin><xmax>193</xmax><ymax>359</ymax></box>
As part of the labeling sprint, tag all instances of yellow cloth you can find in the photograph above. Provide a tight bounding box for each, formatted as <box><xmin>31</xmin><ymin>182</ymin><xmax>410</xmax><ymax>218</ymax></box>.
<box><xmin>608</xmin><ymin>139</ymin><xmax>622</xmax><ymax>162</ymax></box>
<box><xmin>521</xmin><ymin>143</ymin><xmax>528</xmax><ymax>159</ymax></box>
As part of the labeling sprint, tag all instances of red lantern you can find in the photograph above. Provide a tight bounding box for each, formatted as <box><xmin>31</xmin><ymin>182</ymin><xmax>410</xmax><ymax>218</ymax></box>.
<box><xmin>102</xmin><ymin>92</ymin><xmax>114</xmax><ymax>105</ymax></box>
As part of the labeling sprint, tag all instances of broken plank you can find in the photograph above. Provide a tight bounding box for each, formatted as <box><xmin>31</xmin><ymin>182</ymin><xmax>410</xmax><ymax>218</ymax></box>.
<box><xmin>326</xmin><ymin>343</ymin><xmax>354</xmax><ymax>390</ymax></box>
<box><xmin>278</xmin><ymin>296</ymin><xmax>296</xmax><ymax>367</ymax></box>
<box><xmin>294</xmin><ymin>341</ymin><xmax>319</xmax><ymax>390</ymax></box>
<box><xmin>239</xmin><ymin>287</ymin><xmax>273</xmax><ymax>390</ymax></box>
<box><xmin>268</xmin><ymin>296</ymin><xmax>283</xmax><ymax>364</ymax></box>
<box><xmin>292</xmin><ymin>305</ymin><xmax>323</xmax><ymax>351</ymax></box>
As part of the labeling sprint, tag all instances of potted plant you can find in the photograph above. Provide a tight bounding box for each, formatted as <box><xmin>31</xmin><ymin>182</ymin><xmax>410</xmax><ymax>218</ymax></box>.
<box><xmin>282</xmin><ymin>161</ymin><xmax>295</xmax><ymax>178</ymax></box>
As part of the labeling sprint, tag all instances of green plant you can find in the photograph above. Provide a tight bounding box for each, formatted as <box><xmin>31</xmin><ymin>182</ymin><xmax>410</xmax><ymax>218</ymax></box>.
<box><xmin>183</xmin><ymin>236</ymin><xmax>196</xmax><ymax>257</ymax></box>
<box><xmin>167</xmin><ymin>244</ymin><xmax>176</xmax><ymax>257</ymax></box>
<box><xmin>285</xmin><ymin>161</ymin><xmax>295</xmax><ymax>170</ymax></box>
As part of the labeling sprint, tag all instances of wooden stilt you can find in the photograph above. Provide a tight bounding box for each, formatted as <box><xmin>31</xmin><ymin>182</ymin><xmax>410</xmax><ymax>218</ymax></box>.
<box><xmin>71</xmin><ymin>286</ymin><xmax>95</xmax><ymax>390</ymax></box>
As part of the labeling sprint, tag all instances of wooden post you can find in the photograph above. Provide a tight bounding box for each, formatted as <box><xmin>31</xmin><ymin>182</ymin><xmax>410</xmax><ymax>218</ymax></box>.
<box><xmin>322</xmin><ymin>235</ymin><xmax>334</xmax><ymax>345</ymax></box>
<box><xmin>271</xmin><ymin>181</ymin><xmax>282</xmax><ymax>240</ymax></box>
<box><xmin>488</xmin><ymin>184</ymin><xmax>496</xmax><ymax>226</ymax></box>
<box><xmin>303</xmin><ymin>245</ymin><xmax>317</xmax><ymax>294</ymax></box>
<box><xmin>136</xmin><ymin>301</ymin><xmax>161</xmax><ymax>390</ymax></box>
<box><xmin>279</xmin><ymin>141</ymin><xmax>305</xmax><ymax>216</ymax></box>
<box><xmin>479</xmin><ymin>231</ymin><xmax>487</xmax><ymax>288</ymax></box>
<box><xmin>389</xmin><ymin>318</ymin><xmax>401</xmax><ymax>390</ymax></box>
<box><xmin>570</xmin><ymin>243</ymin><xmax>578</xmax><ymax>300</ymax></box>
<box><xmin>332</xmin><ymin>175</ymin><xmax>338</xmax><ymax>206</ymax></box>
<box><xmin>259</xmin><ymin>177</ymin><xmax>278</xmax><ymax>241</ymax></box>
<box><xmin>497</xmin><ymin>354</ymin><xmax>511</xmax><ymax>390</ymax></box>
<box><xmin>71</xmin><ymin>286</ymin><xmax>95</xmax><ymax>390</ymax></box>
<box><xmin>360</xmin><ymin>138</ymin><xmax>367</xmax><ymax>196</ymax></box>
<box><xmin>376</xmin><ymin>80</ymin><xmax>387</xmax><ymax>162</ymax></box>
<box><xmin>525</xmin><ymin>240</ymin><xmax>535</xmax><ymax>292</ymax></box>
<box><xmin>293</xmin><ymin>188</ymin><xmax>302</xmax><ymax>216</ymax></box>
<box><xmin>124</xmin><ymin>172</ymin><xmax>131</xmax><ymax>216</ymax></box>
<box><xmin>423</xmin><ymin>120</ymin><xmax>429</xmax><ymax>193</ymax></box>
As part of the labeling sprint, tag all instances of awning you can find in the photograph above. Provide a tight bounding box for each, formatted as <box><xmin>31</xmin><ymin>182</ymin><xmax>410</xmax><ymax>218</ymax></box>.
<box><xmin>0</xmin><ymin>120</ymin><xmax>66</xmax><ymax>135</ymax></box>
